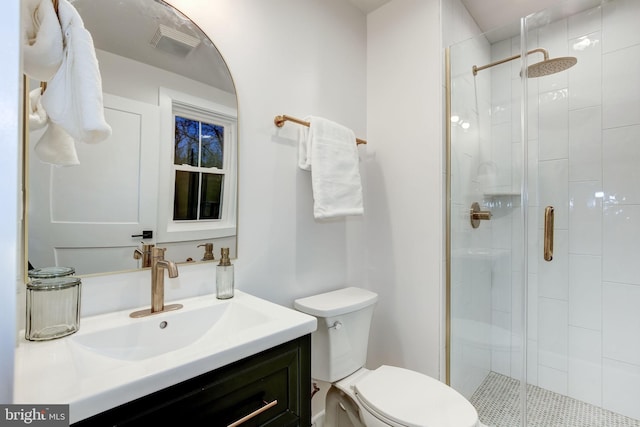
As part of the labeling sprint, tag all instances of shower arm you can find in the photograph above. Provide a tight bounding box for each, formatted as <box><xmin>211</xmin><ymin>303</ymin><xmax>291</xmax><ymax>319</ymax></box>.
<box><xmin>472</xmin><ymin>48</ymin><xmax>549</xmax><ymax>76</ymax></box>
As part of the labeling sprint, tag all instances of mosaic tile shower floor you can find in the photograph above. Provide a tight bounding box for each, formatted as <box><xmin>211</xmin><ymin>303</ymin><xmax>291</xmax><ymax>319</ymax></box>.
<box><xmin>470</xmin><ymin>372</ymin><xmax>640</xmax><ymax>427</ymax></box>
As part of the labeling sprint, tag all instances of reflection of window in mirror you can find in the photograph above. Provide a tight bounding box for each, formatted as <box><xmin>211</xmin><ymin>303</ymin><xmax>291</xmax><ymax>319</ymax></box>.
<box><xmin>173</xmin><ymin>111</ymin><xmax>227</xmax><ymax>221</ymax></box>
<box><xmin>158</xmin><ymin>88</ymin><xmax>237</xmax><ymax>243</ymax></box>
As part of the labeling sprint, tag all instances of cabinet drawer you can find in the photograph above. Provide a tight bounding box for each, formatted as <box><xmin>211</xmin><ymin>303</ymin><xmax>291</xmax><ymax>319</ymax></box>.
<box><xmin>73</xmin><ymin>335</ymin><xmax>311</xmax><ymax>427</ymax></box>
<box><xmin>151</xmin><ymin>346</ymin><xmax>301</xmax><ymax>426</ymax></box>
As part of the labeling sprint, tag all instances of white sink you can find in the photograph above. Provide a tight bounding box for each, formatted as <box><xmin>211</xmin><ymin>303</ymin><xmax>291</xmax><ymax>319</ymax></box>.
<box><xmin>71</xmin><ymin>299</ymin><xmax>269</xmax><ymax>361</ymax></box>
<box><xmin>14</xmin><ymin>291</ymin><xmax>317</xmax><ymax>424</ymax></box>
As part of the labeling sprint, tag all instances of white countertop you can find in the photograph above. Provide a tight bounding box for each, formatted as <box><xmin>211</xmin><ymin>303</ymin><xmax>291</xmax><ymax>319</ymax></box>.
<box><xmin>14</xmin><ymin>291</ymin><xmax>317</xmax><ymax>424</ymax></box>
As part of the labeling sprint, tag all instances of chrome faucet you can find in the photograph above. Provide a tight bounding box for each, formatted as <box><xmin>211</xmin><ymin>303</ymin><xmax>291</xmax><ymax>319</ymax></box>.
<box><xmin>130</xmin><ymin>247</ymin><xmax>182</xmax><ymax>318</ymax></box>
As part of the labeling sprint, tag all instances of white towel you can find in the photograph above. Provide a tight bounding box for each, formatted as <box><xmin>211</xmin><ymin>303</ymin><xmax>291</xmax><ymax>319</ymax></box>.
<box><xmin>30</xmin><ymin>87</ymin><xmax>81</xmax><ymax>166</ymax></box>
<box><xmin>22</xmin><ymin>0</ymin><xmax>64</xmax><ymax>82</ymax></box>
<box><xmin>41</xmin><ymin>0</ymin><xmax>112</xmax><ymax>145</ymax></box>
<box><xmin>28</xmin><ymin>88</ymin><xmax>48</xmax><ymax>131</ymax></box>
<box><xmin>299</xmin><ymin>116</ymin><xmax>364</xmax><ymax>219</ymax></box>
<box><xmin>34</xmin><ymin>121</ymin><xmax>80</xmax><ymax>166</ymax></box>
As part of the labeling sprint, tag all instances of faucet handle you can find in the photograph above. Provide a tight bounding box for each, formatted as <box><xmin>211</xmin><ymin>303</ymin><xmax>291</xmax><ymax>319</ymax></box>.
<box><xmin>152</xmin><ymin>247</ymin><xmax>167</xmax><ymax>258</ymax></box>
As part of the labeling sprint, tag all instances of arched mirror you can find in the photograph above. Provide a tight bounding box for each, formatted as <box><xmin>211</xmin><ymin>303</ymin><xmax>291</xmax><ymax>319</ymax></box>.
<box><xmin>26</xmin><ymin>0</ymin><xmax>238</xmax><ymax>276</ymax></box>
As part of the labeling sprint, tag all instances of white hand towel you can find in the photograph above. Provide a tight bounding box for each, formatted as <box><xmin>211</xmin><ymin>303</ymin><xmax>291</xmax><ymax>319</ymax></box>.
<box><xmin>41</xmin><ymin>0</ymin><xmax>112</xmax><ymax>145</ymax></box>
<box><xmin>28</xmin><ymin>88</ymin><xmax>48</xmax><ymax>131</ymax></box>
<box><xmin>22</xmin><ymin>0</ymin><xmax>64</xmax><ymax>82</ymax></box>
<box><xmin>300</xmin><ymin>116</ymin><xmax>364</xmax><ymax>219</ymax></box>
<box><xmin>35</xmin><ymin>120</ymin><xmax>80</xmax><ymax>166</ymax></box>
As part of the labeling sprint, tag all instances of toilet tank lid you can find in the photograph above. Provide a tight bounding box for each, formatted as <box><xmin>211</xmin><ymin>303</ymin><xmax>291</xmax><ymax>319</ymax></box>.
<box><xmin>294</xmin><ymin>287</ymin><xmax>378</xmax><ymax>317</ymax></box>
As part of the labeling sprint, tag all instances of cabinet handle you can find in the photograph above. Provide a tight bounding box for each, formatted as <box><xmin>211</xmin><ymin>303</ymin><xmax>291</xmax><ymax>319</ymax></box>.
<box><xmin>544</xmin><ymin>206</ymin><xmax>554</xmax><ymax>262</ymax></box>
<box><xmin>227</xmin><ymin>399</ymin><xmax>278</xmax><ymax>427</ymax></box>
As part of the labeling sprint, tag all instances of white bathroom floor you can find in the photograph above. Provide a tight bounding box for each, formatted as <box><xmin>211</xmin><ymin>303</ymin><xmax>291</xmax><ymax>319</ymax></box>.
<box><xmin>470</xmin><ymin>372</ymin><xmax>640</xmax><ymax>427</ymax></box>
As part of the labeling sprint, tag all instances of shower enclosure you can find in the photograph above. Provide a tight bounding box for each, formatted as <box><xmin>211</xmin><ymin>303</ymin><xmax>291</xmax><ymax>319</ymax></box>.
<box><xmin>446</xmin><ymin>0</ymin><xmax>640</xmax><ymax>425</ymax></box>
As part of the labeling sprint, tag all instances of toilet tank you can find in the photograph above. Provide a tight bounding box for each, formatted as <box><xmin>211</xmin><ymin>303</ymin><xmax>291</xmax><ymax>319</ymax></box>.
<box><xmin>294</xmin><ymin>287</ymin><xmax>378</xmax><ymax>382</ymax></box>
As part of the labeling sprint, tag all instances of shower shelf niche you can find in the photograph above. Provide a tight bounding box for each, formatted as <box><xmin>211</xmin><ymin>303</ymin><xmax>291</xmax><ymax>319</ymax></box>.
<box><xmin>482</xmin><ymin>191</ymin><xmax>520</xmax><ymax>198</ymax></box>
<box><xmin>480</xmin><ymin>192</ymin><xmax>521</xmax><ymax>219</ymax></box>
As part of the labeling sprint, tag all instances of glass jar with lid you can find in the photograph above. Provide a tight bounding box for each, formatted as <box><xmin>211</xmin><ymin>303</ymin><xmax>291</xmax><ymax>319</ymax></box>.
<box><xmin>26</xmin><ymin>266</ymin><xmax>81</xmax><ymax>341</ymax></box>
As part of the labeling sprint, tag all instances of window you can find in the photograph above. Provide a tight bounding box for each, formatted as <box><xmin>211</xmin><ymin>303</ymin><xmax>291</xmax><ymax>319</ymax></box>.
<box><xmin>173</xmin><ymin>114</ymin><xmax>225</xmax><ymax>221</ymax></box>
<box><xmin>158</xmin><ymin>88</ymin><xmax>237</xmax><ymax>242</ymax></box>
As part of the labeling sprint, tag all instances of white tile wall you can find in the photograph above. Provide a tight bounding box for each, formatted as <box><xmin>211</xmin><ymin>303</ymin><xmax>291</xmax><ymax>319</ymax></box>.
<box><xmin>602</xmin><ymin>282</ymin><xmax>640</xmax><ymax>366</ymax></box>
<box><xmin>603</xmin><ymin>205</ymin><xmax>640</xmax><ymax>286</ymax></box>
<box><xmin>603</xmin><ymin>358</ymin><xmax>640</xmax><ymax>420</ymax></box>
<box><xmin>569</xmin><ymin>181</ymin><xmax>602</xmax><ymax>255</ymax></box>
<box><xmin>568</xmin><ymin>254</ymin><xmax>601</xmax><ymax>330</ymax></box>
<box><xmin>568</xmin><ymin>106</ymin><xmax>601</xmax><ymax>181</ymax></box>
<box><xmin>602</xmin><ymin>44</ymin><xmax>640</xmax><ymax>129</ymax></box>
<box><xmin>538</xmin><ymin>90</ymin><xmax>569</xmax><ymax>161</ymax></box>
<box><xmin>538</xmin><ymin>297</ymin><xmax>568</xmax><ymax>372</ymax></box>
<box><xmin>529</xmin><ymin>0</ymin><xmax>640</xmax><ymax>419</ymax></box>
<box><xmin>603</xmin><ymin>124</ymin><xmax>640</xmax><ymax>204</ymax></box>
<box><xmin>568</xmin><ymin>326</ymin><xmax>602</xmax><ymax>406</ymax></box>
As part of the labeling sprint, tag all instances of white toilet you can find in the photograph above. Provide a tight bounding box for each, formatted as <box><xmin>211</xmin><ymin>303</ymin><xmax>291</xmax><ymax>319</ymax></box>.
<box><xmin>294</xmin><ymin>287</ymin><xmax>480</xmax><ymax>427</ymax></box>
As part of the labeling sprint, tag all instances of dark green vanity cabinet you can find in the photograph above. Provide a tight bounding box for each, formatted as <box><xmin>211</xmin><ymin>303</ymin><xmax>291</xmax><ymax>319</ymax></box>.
<box><xmin>72</xmin><ymin>335</ymin><xmax>311</xmax><ymax>427</ymax></box>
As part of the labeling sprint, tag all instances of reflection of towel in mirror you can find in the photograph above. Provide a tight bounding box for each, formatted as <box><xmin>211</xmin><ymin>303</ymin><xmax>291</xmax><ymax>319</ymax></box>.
<box><xmin>299</xmin><ymin>116</ymin><xmax>364</xmax><ymax>219</ymax></box>
<box><xmin>31</xmin><ymin>88</ymin><xmax>80</xmax><ymax>166</ymax></box>
<box><xmin>22</xmin><ymin>0</ymin><xmax>64</xmax><ymax>82</ymax></box>
<box><xmin>35</xmin><ymin>121</ymin><xmax>80</xmax><ymax>167</ymax></box>
<box><xmin>28</xmin><ymin>88</ymin><xmax>48</xmax><ymax>131</ymax></box>
<box><xmin>41</xmin><ymin>0</ymin><xmax>112</xmax><ymax>145</ymax></box>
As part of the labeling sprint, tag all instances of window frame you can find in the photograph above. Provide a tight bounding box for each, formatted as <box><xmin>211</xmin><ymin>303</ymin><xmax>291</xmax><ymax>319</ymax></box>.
<box><xmin>157</xmin><ymin>88</ymin><xmax>237</xmax><ymax>243</ymax></box>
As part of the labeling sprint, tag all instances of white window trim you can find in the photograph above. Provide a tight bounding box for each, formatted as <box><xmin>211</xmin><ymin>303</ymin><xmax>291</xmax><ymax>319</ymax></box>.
<box><xmin>157</xmin><ymin>87</ymin><xmax>237</xmax><ymax>243</ymax></box>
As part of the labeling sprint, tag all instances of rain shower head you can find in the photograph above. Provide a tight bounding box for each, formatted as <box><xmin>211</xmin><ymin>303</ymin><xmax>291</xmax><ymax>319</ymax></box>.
<box><xmin>526</xmin><ymin>56</ymin><xmax>577</xmax><ymax>77</ymax></box>
<box><xmin>472</xmin><ymin>48</ymin><xmax>577</xmax><ymax>78</ymax></box>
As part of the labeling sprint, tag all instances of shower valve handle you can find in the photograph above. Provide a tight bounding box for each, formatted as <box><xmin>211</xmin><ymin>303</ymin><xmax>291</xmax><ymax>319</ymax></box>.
<box><xmin>470</xmin><ymin>202</ymin><xmax>492</xmax><ymax>229</ymax></box>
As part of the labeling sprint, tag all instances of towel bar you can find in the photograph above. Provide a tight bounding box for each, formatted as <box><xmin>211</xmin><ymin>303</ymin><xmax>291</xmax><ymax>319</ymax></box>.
<box><xmin>274</xmin><ymin>114</ymin><xmax>367</xmax><ymax>145</ymax></box>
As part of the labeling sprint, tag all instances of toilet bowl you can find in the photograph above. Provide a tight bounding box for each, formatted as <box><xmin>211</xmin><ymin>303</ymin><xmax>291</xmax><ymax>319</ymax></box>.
<box><xmin>294</xmin><ymin>287</ymin><xmax>480</xmax><ymax>427</ymax></box>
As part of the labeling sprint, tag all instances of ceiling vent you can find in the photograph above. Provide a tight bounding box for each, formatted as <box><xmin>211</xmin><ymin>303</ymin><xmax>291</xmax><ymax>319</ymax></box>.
<box><xmin>150</xmin><ymin>24</ymin><xmax>201</xmax><ymax>57</ymax></box>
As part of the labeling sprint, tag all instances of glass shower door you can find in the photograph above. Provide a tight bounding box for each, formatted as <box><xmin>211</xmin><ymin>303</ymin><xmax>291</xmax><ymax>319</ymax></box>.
<box><xmin>447</xmin><ymin>22</ymin><xmax>527</xmax><ymax>426</ymax></box>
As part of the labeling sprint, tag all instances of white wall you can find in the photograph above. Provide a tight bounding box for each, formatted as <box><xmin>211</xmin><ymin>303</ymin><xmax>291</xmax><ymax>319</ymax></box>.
<box><xmin>164</xmin><ymin>0</ymin><xmax>368</xmax><ymax>309</ymax></box>
<box><xmin>365</xmin><ymin>0</ymin><xmax>443</xmax><ymax>378</ymax></box>
<box><xmin>0</xmin><ymin>0</ymin><xmax>20</xmax><ymax>404</ymax></box>
<box><xmin>97</xmin><ymin>49</ymin><xmax>236</xmax><ymax>108</ymax></box>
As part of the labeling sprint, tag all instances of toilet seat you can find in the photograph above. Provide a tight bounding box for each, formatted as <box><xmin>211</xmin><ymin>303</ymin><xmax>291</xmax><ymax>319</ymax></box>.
<box><xmin>353</xmin><ymin>365</ymin><xmax>478</xmax><ymax>427</ymax></box>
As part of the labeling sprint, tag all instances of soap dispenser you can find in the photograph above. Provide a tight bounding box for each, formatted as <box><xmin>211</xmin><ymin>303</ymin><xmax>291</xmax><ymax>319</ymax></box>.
<box><xmin>216</xmin><ymin>248</ymin><xmax>234</xmax><ymax>299</ymax></box>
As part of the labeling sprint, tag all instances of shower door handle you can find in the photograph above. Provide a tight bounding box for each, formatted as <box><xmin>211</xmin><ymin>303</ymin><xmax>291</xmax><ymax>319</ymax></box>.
<box><xmin>544</xmin><ymin>206</ymin><xmax>554</xmax><ymax>262</ymax></box>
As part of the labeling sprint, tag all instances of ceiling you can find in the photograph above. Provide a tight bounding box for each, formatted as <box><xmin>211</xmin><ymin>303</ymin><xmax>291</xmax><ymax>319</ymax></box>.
<box><xmin>72</xmin><ymin>0</ymin><xmax>235</xmax><ymax>93</ymax></box>
<box><xmin>351</xmin><ymin>0</ymin><xmax>598</xmax><ymax>43</ymax></box>
<box><xmin>75</xmin><ymin>0</ymin><xmax>591</xmax><ymax>90</ymax></box>
<box><xmin>348</xmin><ymin>0</ymin><xmax>392</xmax><ymax>14</ymax></box>
<box><xmin>460</xmin><ymin>0</ymin><xmax>565</xmax><ymax>34</ymax></box>
<box><xmin>349</xmin><ymin>0</ymin><xmax>561</xmax><ymax>26</ymax></box>
<box><xmin>348</xmin><ymin>0</ymin><xmax>562</xmax><ymax>26</ymax></box>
